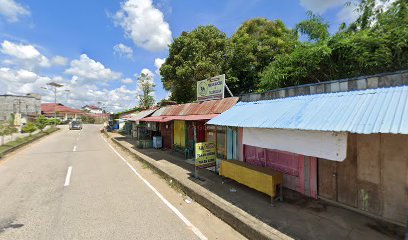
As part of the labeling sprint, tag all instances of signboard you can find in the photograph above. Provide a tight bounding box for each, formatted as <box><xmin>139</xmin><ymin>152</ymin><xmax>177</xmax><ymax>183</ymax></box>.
<box><xmin>195</xmin><ymin>142</ymin><xmax>216</xmax><ymax>168</ymax></box>
<box><xmin>197</xmin><ymin>74</ymin><xmax>225</xmax><ymax>101</ymax></box>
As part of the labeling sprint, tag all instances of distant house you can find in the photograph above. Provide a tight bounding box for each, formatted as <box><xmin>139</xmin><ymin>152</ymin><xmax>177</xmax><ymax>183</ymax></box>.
<box><xmin>82</xmin><ymin>105</ymin><xmax>103</xmax><ymax>114</ymax></box>
<box><xmin>0</xmin><ymin>94</ymin><xmax>41</xmax><ymax>125</ymax></box>
<box><xmin>41</xmin><ymin>103</ymin><xmax>84</xmax><ymax>120</ymax></box>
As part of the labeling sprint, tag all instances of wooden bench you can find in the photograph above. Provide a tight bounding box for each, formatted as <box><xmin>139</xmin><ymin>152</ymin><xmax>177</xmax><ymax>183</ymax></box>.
<box><xmin>219</xmin><ymin>159</ymin><xmax>283</xmax><ymax>205</ymax></box>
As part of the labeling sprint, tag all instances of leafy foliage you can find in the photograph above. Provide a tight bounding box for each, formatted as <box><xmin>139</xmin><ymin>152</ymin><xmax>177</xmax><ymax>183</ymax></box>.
<box><xmin>260</xmin><ymin>0</ymin><xmax>408</xmax><ymax>90</ymax></box>
<box><xmin>47</xmin><ymin>118</ymin><xmax>61</xmax><ymax>125</ymax></box>
<box><xmin>226</xmin><ymin>18</ymin><xmax>298</xmax><ymax>94</ymax></box>
<box><xmin>159</xmin><ymin>0</ymin><xmax>407</xmax><ymax>99</ymax></box>
<box><xmin>137</xmin><ymin>73</ymin><xmax>156</xmax><ymax>109</ymax></box>
<box><xmin>80</xmin><ymin>115</ymin><xmax>96</xmax><ymax>124</ymax></box>
<box><xmin>259</xmin><ymin>43</ymin><xmax>332</xmax><ymax>90</ymax></box>
<box><xmin>35</xmin><ymin>115</ymin><xmax>49</xmax><ymax>131</ymax></box>
<box><xmin>295</xmin><ymin>11</ymin><xmax>329</xmax><ymax>42</ymax></box>
<box><xmin>21</xmin><ymin>122</ymin><xmax>37</xmax><ymax>133</ymax></box>
<box><xmin>0</xmin><ymin>121</ymin><xmax>18</xmax><ymax>145</ymax></box>
<box><xmin>160</xmin><ymin>25</ymin><xmax>229</xmax><ymax>103</ymax></box>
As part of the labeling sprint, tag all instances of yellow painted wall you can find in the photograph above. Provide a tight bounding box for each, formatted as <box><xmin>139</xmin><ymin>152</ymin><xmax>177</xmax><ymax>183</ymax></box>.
<box><xmin>173</xmin><ymin>120</ymin><xmax>186</xmax><ymax>147</ymax></box>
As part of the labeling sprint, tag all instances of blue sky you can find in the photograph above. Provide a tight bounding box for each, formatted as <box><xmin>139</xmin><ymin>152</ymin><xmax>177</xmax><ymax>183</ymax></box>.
<box><xmin>0</xmin><ymin>0</ymin><xmax>358</xmax><ymax>112</ymax></box>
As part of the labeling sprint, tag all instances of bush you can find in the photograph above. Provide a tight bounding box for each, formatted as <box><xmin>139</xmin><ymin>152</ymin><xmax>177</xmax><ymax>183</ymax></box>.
<box><xmin>35</xmin><ymin>115</ymin><xmax>49</xmax><ymax>131</ymax></box>
<box><xmin>47</xmin><ymin>118</ymin><xmax>61</xmax><ymax>125</ymax></box>
<box><xmin>80</xmin><ymin>115</ymin><xmax>96</xmax><ymax>124</ymax></box>
<box><xmin>21</xmin><ymin>122</ymin><xmax>37</xmax><ymax>133</ymax></box>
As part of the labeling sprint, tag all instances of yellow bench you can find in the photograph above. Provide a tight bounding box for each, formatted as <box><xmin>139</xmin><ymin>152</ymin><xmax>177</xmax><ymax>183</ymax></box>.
<box><xmin>219</xmin><ymin>159</ymin><xmax>283</xmax><ymax>204</ymax></box>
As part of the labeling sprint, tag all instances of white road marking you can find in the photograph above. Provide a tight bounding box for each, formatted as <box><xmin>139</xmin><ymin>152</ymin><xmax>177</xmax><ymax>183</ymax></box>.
<box><xmin>102</xmin><ymin>137</ymin><xmax>207</xmax><ymax>240</ymax></box>
<box><xmin>73</xmin><ymin>146</ymin><xmax>77</xmax><ymax>152</ymax></box>
<box><xmin>64</xmin><ymin>166</ymin><xmax>73</xmax><ymax>186</ymax></box>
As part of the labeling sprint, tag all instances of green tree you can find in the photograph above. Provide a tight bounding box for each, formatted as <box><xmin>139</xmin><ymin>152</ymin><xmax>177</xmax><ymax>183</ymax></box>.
<box><xmin>226</xmin><ymin>18</ymin><xmax>298</xmax><ymax>94</ymax></box>
<box><xmin>160</xmin><ymin>25</ymin><xmax>229</xmax><ymax>103</ymax></box>
<box><xmin>259</xmin><ymin>0</ymin><xmax>408</xmax><ymax>91</ymax></box>
<box><xmin>295</xmin><ymin>12</ymin><xmax>329</xmax><ymax>42</ymax></box>
<box><xmin>35</xmin><ymin>115</ymin><xmax>48</xmax><ymax>131</ymax></box>
<box><xmin>137</xmin><ymin>73</ymin><xmax>156</xmax><ymax>109</ymax></box>
<box><xmin>259</xmin><ymin>43</ymin><xmax>332</xmax><ymax>90</ymax></box>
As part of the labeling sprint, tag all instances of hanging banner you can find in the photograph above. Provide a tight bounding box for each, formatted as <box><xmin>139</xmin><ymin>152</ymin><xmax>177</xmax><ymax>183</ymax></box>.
<box><xmin>197</xmin><ymin>74</ymin><xmax>225</xmax><ymax>101</ymax></box>
<box><xmin>195</xmin><ymin>142</ymin><xmax>216</xmax><ymax>167</ymax></box>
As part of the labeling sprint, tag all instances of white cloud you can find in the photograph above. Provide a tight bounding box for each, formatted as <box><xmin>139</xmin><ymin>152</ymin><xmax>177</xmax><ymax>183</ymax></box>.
<box><xmin>113</xmin><ymin>43</ymin><xmax>133</xmax><ymax>59</ymax></box>
<box><xmin>113</xmin><ymin>0</ymin><xmax>172</xmax><ymax>51</ymax></box>
<box><xmin>0</xmin><ymin>40</ymin><xmax>69</xmax><ymax>70</ymax></box>
<box><xmin>51</xmin><ymin>55</ymin><xmax>68</xmax><ymax>66</ymax></box>
<box><xmin>122</xmin><ymin>78</ymin><xmax>133</xmax><ymax>84</ymax></box>
<box><xmin>0</xmin><ymin>67</ymin><xmax>52</xmax><ymax>95</ymax></box>
<box><xmin>0</xmin><ymin>63</ymin><xmax>136</xmax><ymax>112</ymax></box>
<box><xmin>140</xmin><ymin>68</ymin><xmax>155</xmax><ymax>78</ymax></box>
<box><xmin>65</xmin><ymin>54</ymin><xmax>122</xmax><ymax>82</ymax></box>
<box><xmin>300</xmin><ymin>0</ymin><xmax>397</xmax><ymax>24</ymax></box>
<box><xmin>154</xmin><ymin>57</ymin><xmax>165</xmax><ymax>75</ymax></box>
<box><xmin>299</xmin><ymin>0</ymin><xmax>347</xmax><ymax>14</ymax></box>
<box><xmin>0</xmin><ymin>0</ymin><xmax>30</xmax><ymax>23</ymax></box>
<box><xmin>0</xmin><ymin>40</ymin><xmax>50</xmax><ymax>68</ymax></box>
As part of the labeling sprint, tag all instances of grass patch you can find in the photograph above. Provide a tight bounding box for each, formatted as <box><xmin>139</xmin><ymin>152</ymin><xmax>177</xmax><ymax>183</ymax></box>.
<box><xmin>0</xmin><ymin>127</ymin><xmax>59</xmax><ymax>158</ymax></box>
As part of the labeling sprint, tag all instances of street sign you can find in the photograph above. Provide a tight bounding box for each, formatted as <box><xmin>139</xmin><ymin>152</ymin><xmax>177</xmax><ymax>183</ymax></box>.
<box><xmin>197</xmin><ymin>74</ymin><xmax>225</xmax><ymax>101</ymax></box>
<box><xmin>195</xmin><ymin>142</ymin><xmax>216</xmax><ymax>168</ymax></box>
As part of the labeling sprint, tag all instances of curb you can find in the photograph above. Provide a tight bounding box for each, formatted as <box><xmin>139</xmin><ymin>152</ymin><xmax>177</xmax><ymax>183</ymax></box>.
<box><xmin>107</xmin><ymin>135</ymin><xmax>291</xmax><ymax>240</ymax></box>
<box><xmin>0</xmin><ymin>128</ymin><xmax>60</xmax><ymax>159</ymax></box>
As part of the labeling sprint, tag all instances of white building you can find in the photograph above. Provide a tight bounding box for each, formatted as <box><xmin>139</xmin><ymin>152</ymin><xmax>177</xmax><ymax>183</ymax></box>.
<box><xmin>82</xmin><ymin>105</ymin><xmax>103</xmax><ymax>114</ymax></box>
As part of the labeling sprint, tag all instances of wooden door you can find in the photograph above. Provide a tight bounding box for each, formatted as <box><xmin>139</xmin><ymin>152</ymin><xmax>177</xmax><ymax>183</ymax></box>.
<box><xmin>318</xmin><ymin>159</ymin><xmax>337</xmax><ymax>200</ymax></box>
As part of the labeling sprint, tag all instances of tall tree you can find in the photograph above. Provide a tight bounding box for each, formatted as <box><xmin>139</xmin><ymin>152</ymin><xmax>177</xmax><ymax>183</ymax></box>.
<box><xmin>136</xmin><ymin>73</ymin><xmax>156</xmax><ymax>109</ymax></box>
<box><xmin>226</xmin><ymin>18</ymin><xmax>298</xmax><ymax>94</ymax></box>
<box><xmin>259</xmin><ymin>0</ymin><xmax>408</xmax><ymax>91</ymax></box>
<box><xmin>295</xmin><ymin>11</ymin><xmax>329</xmax><ymax>42</ymax></box>
<box><xmin>160</xmin><ymin>25</ymin><xmax>228</xmax><ymax>103</ymax></box>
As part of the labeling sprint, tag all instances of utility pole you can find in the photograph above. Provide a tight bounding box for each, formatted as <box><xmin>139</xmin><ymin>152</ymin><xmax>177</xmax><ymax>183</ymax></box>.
<box><xmin>45</xmin><ymin>82</ymin><xmax>64</xmax><ymax>127</ymax></box>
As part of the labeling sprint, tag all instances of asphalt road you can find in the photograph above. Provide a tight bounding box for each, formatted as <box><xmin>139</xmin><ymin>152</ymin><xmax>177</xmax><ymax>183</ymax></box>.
<box><xmin>0</xmin><ymin>125</ymin><xmax>244</xmax><ymax>240</ymax></box>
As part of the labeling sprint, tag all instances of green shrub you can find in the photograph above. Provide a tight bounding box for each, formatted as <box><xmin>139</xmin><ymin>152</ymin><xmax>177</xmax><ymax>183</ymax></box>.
<box><xmin>47</xmin><ymin>118</ymin><xmax>61</xmax><ymax>125</ymax></box>
<box><xmin>35</xmin><ymin>115</ymin><xmax>49</xmax><ymax>131</ymax></box>
<box><xmin>22</xmin><ymin>122</ymin><xmax>37</xmax><ymax>133</ymax></box>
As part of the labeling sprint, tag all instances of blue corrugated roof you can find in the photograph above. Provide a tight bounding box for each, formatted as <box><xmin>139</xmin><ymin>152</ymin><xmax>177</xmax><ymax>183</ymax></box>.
<box><xmin>207</xmin><ymin>86</ymin><xmax>408</xmax><ymax>134</ymax></box>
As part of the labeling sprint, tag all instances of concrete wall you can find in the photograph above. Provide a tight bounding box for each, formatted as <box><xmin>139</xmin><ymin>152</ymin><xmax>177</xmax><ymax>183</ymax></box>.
<box><xmin>240</xmin><ymin>70</ymin><xmax>408</xmax><ymax>102</ymax></box>
<box><xmin>318</xmin><ymin>133</ymin><xmax>408</xmax><ymax>225</ymax></box>
<box><xmin>0</xmin><ymin>95</ymin><xmax>41</xmax><ymax>121</ymax></box>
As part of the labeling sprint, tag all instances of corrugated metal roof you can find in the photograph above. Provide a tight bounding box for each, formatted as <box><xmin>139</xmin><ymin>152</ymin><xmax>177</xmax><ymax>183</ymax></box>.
<box><xmin>126</xmin><ymin>109</ymin><xmax>156</xmax><ymax>121</ymax></box>
<box><xmin>141</xmin><ymin>116</ymin><xmax>175</xmax><ymax>122</ymax></box>
<box><xmin>151</xmin><ymin>97</ymin><xmax>239</xmax><ymax>117</ymax></box>
<box><xmin>207</xmin><ymin>86</ymin><xmax>408</xmax><ymax>134</ymax></box>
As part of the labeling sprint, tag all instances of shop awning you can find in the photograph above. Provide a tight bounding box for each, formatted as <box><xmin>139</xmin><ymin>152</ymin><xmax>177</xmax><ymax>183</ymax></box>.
<box><xmin>140</xmin><ymin>116</ymin><xmax>176</xmax><ymax>122</ymax></box>
<box><xmin>126</xmin><ymin>109</ymin><xmax>157</xmax><ymax>122</ymax></box>
<box><xmin>141</xmin><ymin>114</ymin><xmax>219</xmax><ymax>122</ymax></box>
<box><xmin>172</xmin><ymin>114</ymin><xmax>219</xmax><ymax>121</ymax></box>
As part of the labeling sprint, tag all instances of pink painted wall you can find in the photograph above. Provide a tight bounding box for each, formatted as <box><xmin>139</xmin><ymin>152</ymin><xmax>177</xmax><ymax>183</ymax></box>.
<box><xmin>244</xmin><ymin>144</ymin><xmax>317</xmax><ymax>198</ymax></box>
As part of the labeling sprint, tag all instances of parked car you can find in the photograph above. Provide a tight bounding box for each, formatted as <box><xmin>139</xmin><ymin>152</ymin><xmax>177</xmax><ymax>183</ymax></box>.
<box><xmin>69</xmin><ymin>120</ymin><xmax>82</xmax><ymax>130</ymax></box>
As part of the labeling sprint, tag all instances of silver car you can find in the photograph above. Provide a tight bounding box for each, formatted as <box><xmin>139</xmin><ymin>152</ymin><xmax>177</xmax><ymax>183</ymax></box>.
<box><xmin>69</xmin><ymin>120</ymin><xmax>82</xmax><ymax>130</ymax></box>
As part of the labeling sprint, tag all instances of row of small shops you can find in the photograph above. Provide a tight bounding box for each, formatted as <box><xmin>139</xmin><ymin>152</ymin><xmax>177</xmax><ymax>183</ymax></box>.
<box><xmin>119</xmin><ymin>71</ymin><xmax>408</xmax><ymax>226</ymax></box>
<box><xmin>122</xmin><ymin>97</ymin><xmax>238</xmax><ymax>160</ymax></box>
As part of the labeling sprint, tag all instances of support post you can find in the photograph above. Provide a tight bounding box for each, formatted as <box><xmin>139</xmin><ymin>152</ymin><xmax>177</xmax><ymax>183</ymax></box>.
<box><xmin>224</xmin><ymin>83</ymin><xmax>234</xmax><ymax>97</ymax></box>
<box><xmin>194</xmin><ymin>122</ymin><xmax>198</xmax><ymax>179</ymax></box>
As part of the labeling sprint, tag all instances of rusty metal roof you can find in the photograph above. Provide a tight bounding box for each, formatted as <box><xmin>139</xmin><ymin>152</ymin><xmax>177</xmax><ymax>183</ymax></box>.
<box><xmin>152</xmin><ymin>97</ymin><xmax>238</xmax><ymax>117</ymax></box>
